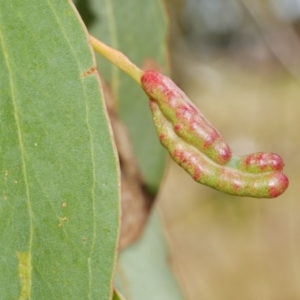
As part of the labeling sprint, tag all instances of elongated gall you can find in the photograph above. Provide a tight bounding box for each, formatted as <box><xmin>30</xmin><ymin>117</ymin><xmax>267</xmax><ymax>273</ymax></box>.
<box><xmin>141</xmin><ymin>70</ymin><xmax>232</xmax><ymax>165</ymax></box>
<box><xmin>150</xmin><ymin>100</ymin><xmax>289</xmax><ymax>198</ymax></box>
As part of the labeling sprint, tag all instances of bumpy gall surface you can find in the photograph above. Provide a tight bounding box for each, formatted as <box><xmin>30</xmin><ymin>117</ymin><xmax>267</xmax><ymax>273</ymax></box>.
<box><xmin>143</xmin><ymin>71</ymin><xmax>289</xmax><ymax>198</ymax></box>
<box><xmin>239</xmin><ymin>152</ymin><xmax>284</xmax><ymax>173</ymax></box>
<box><xmin>149</xmin><ymin>100</ymin><xmax>289</xmax><ymax>198</ymax></box>
<box><xmin>142</xmin><ymin>70</ymin><xmax>232</xmax><ymax>165</ymax></box>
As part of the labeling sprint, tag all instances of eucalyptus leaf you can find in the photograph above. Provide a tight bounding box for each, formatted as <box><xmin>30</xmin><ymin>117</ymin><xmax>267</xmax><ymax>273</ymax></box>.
<box><xmin>0</xmin><ymin>0</ymin><xmax>119</xmax><ymax>299</ymax></box>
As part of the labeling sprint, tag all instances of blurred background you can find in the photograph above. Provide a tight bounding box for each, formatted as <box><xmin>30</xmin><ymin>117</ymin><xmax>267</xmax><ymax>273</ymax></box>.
<box><xmin>160</xmin><ymin>0</ymin><xmax>300</xmax><ymax>299</ymax></box>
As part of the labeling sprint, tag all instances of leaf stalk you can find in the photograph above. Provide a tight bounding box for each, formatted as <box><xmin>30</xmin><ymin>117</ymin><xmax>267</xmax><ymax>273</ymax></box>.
<box><xmin>89</xmin><ymin>35</ymin><xmax>143</xmax><ymax>85</ymax></box>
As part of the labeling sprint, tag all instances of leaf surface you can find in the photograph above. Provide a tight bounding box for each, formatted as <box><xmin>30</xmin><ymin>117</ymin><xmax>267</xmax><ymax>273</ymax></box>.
<box><xmin>0</xmin><ymin>0</ymin><xmax>119</xmax><ymax>299</ymax></box>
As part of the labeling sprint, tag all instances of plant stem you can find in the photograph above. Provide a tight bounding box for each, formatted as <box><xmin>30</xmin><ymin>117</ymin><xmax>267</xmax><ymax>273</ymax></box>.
<box><xmin>89</xmin><ymin>35</ymin><xmax>143</xmax><ymax>85</ymax></box>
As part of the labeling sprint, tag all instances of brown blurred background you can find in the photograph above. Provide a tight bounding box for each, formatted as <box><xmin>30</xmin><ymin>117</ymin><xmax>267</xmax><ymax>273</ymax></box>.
<box><xmin>159</xmin><ymin>0</ymin><xmax>300</xmax><ymax>299</ymax></box>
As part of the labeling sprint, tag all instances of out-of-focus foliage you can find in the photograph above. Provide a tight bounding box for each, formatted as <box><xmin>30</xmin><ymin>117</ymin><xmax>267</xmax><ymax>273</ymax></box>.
<box><xmin>115</xmin><ymin>211</ymin><xmax>185</xmax><ymax>300</ymax></box>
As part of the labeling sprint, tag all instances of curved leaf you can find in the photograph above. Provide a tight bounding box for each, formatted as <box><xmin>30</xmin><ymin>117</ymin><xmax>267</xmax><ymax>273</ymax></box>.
<box><xmin>0</xmin><ymin>0</ymin><xmax>119</xmax><ymax>299</ymax></box>
<box><xmin>115</xmin><ymin>210</ymin><xmax>185</xmax><ymax>300</ymax></box>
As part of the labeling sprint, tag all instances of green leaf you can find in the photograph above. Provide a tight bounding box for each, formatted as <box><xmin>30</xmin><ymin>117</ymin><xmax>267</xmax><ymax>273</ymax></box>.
<box><xmin>82</xmin><ymin>0</ymin><xmax>168</xmax><ymax>192</ymax></box>
<box><xmin>0</xmin><ymin>1</ymin><xmax>119</xmax><ymax>299</ymax></box>
<box><xmin>114</xmin><ymin>210</ymin><xmax>185</xmax><ymax>300</ymax></box>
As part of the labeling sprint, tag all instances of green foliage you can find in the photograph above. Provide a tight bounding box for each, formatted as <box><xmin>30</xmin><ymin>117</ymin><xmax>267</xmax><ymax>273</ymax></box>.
<box><xmin>0</xmin><ymin>0</ymin><xmax>119</xmax><ymax>298</ymax></box>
